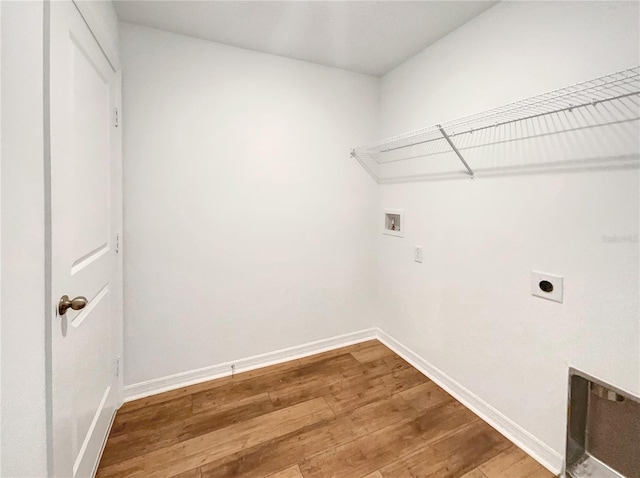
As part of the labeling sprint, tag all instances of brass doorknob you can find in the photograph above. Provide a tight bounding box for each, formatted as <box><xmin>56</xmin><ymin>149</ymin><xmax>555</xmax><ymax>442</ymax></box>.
<box><xmin>58</xmin><ymin>295</ymin><xmax>88</xmax><ymax>316</ymax></box>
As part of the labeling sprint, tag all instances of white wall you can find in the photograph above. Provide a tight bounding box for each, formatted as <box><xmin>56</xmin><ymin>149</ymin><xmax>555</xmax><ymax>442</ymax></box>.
<box><xmin>119</xmin><ymin>3</ymin><xmax>638</xmax><ymax>471</ymax></box>
<box><xmin>120</xmin><ymin>24</ymin><xmax>379</xmax><ymax>387</ymax></box>
<box><xmin>377</xmin><ymin>0</ymin><xmax>639</xmax><ymax>465</ymax></box>
<box><xmin>1</xmin><ymin>2</ymin><xmax>48</xmax><ymax>476</ymax></box>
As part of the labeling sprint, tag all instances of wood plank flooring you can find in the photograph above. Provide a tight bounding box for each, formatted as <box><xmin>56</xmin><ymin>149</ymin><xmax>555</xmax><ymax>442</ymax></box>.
<box><xmin>97</xmin><ymin>340</ymin><xmax>555</xmax><ymax>478</ymax></box>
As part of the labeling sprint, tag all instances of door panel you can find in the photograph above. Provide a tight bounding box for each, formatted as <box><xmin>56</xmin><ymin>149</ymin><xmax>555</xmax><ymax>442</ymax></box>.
<box><xmin>50</xmin><ymin>2</ymin><xmax>120</xmax><ymax>476</ymax></box>
<box><xmin>68</xmin><ymin>31</ymin><xmax>111</xmax><ymax>268</ymax></box>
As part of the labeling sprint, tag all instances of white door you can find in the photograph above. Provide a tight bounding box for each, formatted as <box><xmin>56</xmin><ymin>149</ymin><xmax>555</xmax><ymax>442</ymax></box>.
<box><xmin>50</xmin><ymin>1</ymin><xmax>122</xmax><ymax>476</ymax></box>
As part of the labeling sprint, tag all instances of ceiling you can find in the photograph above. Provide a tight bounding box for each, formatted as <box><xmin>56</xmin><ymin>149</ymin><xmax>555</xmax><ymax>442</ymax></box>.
<box><xmin>114</xmin><ymin>1</ymin><xmax>498</xmax><ymax>77</ymax></box>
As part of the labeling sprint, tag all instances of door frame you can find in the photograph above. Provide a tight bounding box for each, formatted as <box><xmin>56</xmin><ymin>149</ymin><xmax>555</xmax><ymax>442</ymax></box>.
<box><xmin>45</xmin><ymin>0</ymin><xmax>123</xmax><ymax>474</ymax></box>
<box><xmin>1</xmin><ymin>2</ymin><xmax>49</xmax><ymax>476</ymax></box>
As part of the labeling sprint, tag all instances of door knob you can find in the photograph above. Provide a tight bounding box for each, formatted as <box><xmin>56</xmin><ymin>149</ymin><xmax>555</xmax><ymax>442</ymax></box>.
<box><xmin>58</xmin><ymin>295</ymin><xmax>88</xmax><ymax>316</ymax></box>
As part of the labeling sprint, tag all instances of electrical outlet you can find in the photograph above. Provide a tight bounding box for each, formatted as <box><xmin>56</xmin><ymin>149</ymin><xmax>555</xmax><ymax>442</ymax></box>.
<box><xmin>414</xmin><ymin>246</ymin><xmax>423</xmax><ymax>263</ymax></box>
<box><xmin>531</xmin><ymin>271</ymin><xmax>563</xmax><ymax>303</ymax></box>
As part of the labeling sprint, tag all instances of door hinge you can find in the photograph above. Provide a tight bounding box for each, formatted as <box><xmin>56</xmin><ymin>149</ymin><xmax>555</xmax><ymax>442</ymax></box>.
<box><xmin>115</xmin><ymin>233</ymin><xmax>120</xmax><ymax>254</ymax></box>
<box><xmin>114</xmin><ymin>107</ymin><xmax>119</xmax><ymax>128</ymax></box>
<box><xmin>116</xmin><ymin>357</ymin><xmax>120</xmax><ymax>379</ymax></box>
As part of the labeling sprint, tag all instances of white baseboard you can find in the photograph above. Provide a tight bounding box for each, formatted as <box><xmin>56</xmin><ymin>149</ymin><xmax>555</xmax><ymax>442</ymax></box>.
<box><xmin>374</xmin><ymin>328</ymin><xmax>564</xmax><ymax>476</ymax></box>
<box><xmin>123</xmin><ymin>328</ymin><xmax>377</xmax><ymax>402</ymax></box>
<box><xmin>123</xmin><ymin>326</ymin><xmax>563</xmax><ymax>476</ymax></box>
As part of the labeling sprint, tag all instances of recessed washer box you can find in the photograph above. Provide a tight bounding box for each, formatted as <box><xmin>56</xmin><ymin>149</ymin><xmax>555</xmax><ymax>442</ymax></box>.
<box><xmin>531</xmin><ymin>271</ymin><xmax>563</xmax><ymax>303</ymax></box>
<box><xmin>383</xmin><ymin>209</ymin><xmax>404</xmax><ymax>238</ymax></box>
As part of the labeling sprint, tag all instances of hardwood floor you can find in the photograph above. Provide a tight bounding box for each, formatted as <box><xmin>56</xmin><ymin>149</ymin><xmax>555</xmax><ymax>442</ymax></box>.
<box><xmin>97</xmin><ymin>340</ymin><xmax>555</xmax><ymax>478</ymax></box>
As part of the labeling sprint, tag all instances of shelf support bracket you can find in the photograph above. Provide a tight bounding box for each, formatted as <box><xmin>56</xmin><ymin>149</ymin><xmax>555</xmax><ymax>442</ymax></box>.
<box><xmin>438</xmin><ymin>126</ymin><xmax>474</xmax><ymax>178</ymax></box>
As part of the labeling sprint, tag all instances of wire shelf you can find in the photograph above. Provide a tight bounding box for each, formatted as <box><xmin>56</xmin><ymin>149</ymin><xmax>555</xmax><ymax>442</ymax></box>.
<box><xmin>352</xmin><ymin>67</ymin><xmax>640</xmax><ymax>183</ymax></box>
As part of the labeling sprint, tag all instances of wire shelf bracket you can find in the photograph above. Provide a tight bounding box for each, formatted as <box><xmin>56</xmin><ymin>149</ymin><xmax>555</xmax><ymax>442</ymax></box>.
<box><xmin>437</xmin><ymin>125</ymin><xmax>474</xmax><ymax>178</ymax></box>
